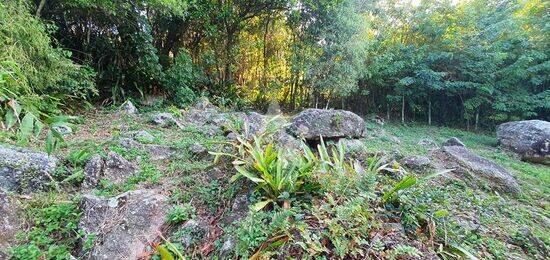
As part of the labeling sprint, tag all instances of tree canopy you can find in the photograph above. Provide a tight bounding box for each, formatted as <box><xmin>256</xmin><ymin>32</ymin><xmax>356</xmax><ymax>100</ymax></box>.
<box><xmin>1</xmin><ymin>0</ymin><xmax>549</xmax><ymax>129</ymax></box>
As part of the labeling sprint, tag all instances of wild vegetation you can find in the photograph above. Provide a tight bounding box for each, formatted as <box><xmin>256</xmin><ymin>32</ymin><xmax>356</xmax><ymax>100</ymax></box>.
<box><xmin>1</xmin><ymin>0</ymin><xmax>548</xmax><ymax>138</ymax></box>
<box><xmin>0</xmin><ymin>0</ymin><xmax>549</xmax><ymax>259</ymax></box>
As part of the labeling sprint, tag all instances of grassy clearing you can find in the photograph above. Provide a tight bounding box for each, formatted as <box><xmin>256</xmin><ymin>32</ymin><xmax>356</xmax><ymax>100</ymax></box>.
<box><xmin>5</xmin><ymin>111</ymin><xmax>549</xmax><ymax>259</ymax></box>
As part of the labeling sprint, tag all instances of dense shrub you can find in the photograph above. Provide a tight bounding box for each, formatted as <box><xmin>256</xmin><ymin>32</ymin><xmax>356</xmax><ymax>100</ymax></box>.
<box><xmin>0</xmin><ymin>0</ymin><xmax>96</xmax><ymax>150</ymax></box>
<box><xmin>163</xmin><ymin>51</ymin><xmax>204</xmax><ymax>107</ymax></box>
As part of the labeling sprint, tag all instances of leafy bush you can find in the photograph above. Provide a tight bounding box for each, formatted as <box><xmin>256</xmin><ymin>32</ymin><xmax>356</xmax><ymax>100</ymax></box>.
<box><xmin>0</xmin><ymin>0</ymin><xmax>96</xmax><ymax>153</ymax></box>
<box><xmin>167</xmin><ymin>203</ymin><xmax>196</xmax><ymax>225</ymax></box>
<box><xmin>163</xmin><ymin>51</ymin><xmax>203</xmax><ymax>107</ymax></box>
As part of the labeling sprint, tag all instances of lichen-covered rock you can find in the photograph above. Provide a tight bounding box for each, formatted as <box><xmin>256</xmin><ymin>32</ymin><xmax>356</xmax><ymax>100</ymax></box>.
<box><xmin>433</xmin><ymin>146</ymin><xmax>521</xmax><ymax>194</ymax></box>
<box><xmin>52</xmin><ymin>125</ymin><xmax>73</xmax><ymax>136</ymax></box>
<box><xmin>275</xmin><ymin>130</ymin><xmax>302</xmax><ymax>152</ymax></box>
<box><xmin>0</xmin><ymin>189</ymin><xmax>23</xmax><ymax>258</ymax></box>
<box><xmin>82</xmin><ymin>152</ymin><xmax>136</xmax><ymax>188</ymax></box>
<box><xmin>189</xmin><ymin>143</ymin><xmax>208</xmax><ymax>156</ymax></box>
<box><xmin>401</xmin><ymin>155</ymin><xmax>432</xmax><ymax>172</ymax></box>
<box><xmin>287</xmin><ymin>109</ymin><xmax>365</xmax><ymax>140</ymax></box>
<box><xmin>0</xmin><ymin>144</ymin><xmax>58</xmax><ymax>193</ymax></box>
<box><xmin>151</xmin><ymin>112</ymin><xmax>182</xmax><ymax>128</ymax></box>
<box><xmin>443</xmin><ymin>137</ymin><xmax>465</xmax><ymax>147</ymax></box>
<box><xmin>79</xmin><ymin>189</ymin><xmax>168</xmax><ymax>259</ymax></box>
<box><xmin>178</xmin><ymin>219</ymin><xmax>208</xmax><ymax>249</ymax></box>
<box><xmin>117</xmin><ymin>100</ymin><xmax>138</xmax><ymax>115</ymax></box>
<box><xmin>82</xmin><ymin>155</ymin><xmax>104</xmax><ymax>189</ymax></box>
<box><xmin>497</xmin><ymin>120</ymin><xmax>550</xmax><ymax>164</ymax></box>
<box><xmin>132</xmin><ymin>130</ymin><xmax>155</xmax><ymax>143</ymax></box>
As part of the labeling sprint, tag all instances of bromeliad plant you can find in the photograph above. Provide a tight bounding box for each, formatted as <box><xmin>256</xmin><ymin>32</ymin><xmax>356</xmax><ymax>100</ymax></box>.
<box><xmin>211</xmin><ymin>115</ymin><xmax>317</xmax><ymax>211</ymax></box>
<box><xmin>230</xmin><ymin>135</ymin><xmax>316</xmax><ymax>211</ymax></box>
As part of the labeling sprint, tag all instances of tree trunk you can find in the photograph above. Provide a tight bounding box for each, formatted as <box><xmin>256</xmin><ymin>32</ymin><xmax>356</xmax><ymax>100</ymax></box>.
<box><xmin>36</xmin><ymin>0</ymin><xmax>47</xmax><ymax>17</ymax></box>
<box><xmin>428</xmin><ymin>100</ymin><xmax>432</xmax><ymax>125</ymax></box>
<box><xmin>475</xmin><ymin>108</ymin><xmax>480</xmax><ymax>131</ymax></box>
<box><xmin>401</xmin><ymin>95</ymin><xmax>405</xmax><ymax>124</ymax></box>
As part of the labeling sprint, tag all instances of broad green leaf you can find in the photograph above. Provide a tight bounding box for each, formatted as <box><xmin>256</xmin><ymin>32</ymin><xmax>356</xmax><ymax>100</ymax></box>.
<box><xmin>157</xmin><ymin>245</ymin><xmax>175</xmax><ymax>260</ymax></box>
<box><xmin>252</xmin><ymin>200</ymin><xmax>273</xmax><ymax>212</ymax></box>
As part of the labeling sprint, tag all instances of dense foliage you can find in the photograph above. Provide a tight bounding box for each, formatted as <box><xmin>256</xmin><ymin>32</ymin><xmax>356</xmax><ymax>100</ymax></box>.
<box><xmin>3</xmin><ymin>0</ymin><xmax>549</xmax><ymax>129</ymax></box>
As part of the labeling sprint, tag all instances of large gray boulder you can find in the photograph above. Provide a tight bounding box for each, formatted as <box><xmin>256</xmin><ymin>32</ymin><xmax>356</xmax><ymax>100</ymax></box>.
<box><xmin>0</xmin><ymin>144</ymin><xmax>58</xmax><ymax>193</ymax></box>
<box><xmin>497</xmin><ymin>120</ymin><xmax>550</xmax><ymax>164</ymax></box>
<box><xmin>0</xmin><ymin>189</ymin><xmax>23</xmax><ymax>258</ymax></box>
<box><xmin>287</xmin><ymin>109</ymin><xmax>365</xmax><ymax>140</ymax></box>
<box><xmin>433</xmin><ymin>146</ymin><xmax>521</xmax><ymax>194</ymax></box>
<box><xmin>79</xmin><ymin>189</ymin><xmax>168</xmax><ymax>259</ymax></box>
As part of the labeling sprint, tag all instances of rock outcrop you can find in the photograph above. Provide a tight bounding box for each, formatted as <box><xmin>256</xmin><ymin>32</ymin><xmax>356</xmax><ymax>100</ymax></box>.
<box><xmin>432</xmin><ymin>146</ymin><xmax>521</xmax><ymax>194</ymax></box>
<box><xmin>0</xmin><ymin>144</ymin><xmax>58</xmax><ymax>193</ymax></box>
<box><xmin>497</xmin><ymin>120</ymin><xmax>550</xmax><ymax>164</ymax></box>
<box><xmin>79</xmin><ymin>189</ymin><xmax>168</xmax><ymax>259</ymax></box>
<box><xmin>82</xmin><ymin>152</ymin><xmax>137</xmax><ymax>189</ymax></box>
<box><xmin>287</xmin><ymin>109</ymin><xmax>365</xmax><ymax>140</ymax></box>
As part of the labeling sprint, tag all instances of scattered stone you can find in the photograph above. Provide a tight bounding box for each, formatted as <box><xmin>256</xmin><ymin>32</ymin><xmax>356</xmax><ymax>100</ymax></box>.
<box><xmin>275</xmin><ymin>130</ymin><xmax>303</xmax><ymax>152</ymax></box>
<box><xmin>0</xmin><ymin>144</ymin><xmax>58</xmax><ymax>193</ymax></box>
<box><xmin>79</xmin><ymin>189</ymin><xmax>168</xmax><ymax>259</ymax></box>
<box><xmin>443</xmin><ymin>137</ymin><xmax>466</xmax><ymax>147</ymax></box>
<box><xmin>146</xmin><ymin>145</ymin><xmax>176</xmax><ymax>161</ymax></box>
<box><xmin>133</xmin><ymin>130</ymin><xmax>155</xmax><ymax>143</ymax></box>
<box><xmin>52</xmin><ymin>125</ymin><xmax>73</xmax><ymax>136</ymax></box>
<box><xmin>194</xmin><ymin>97</ymin><xmax>217</xmax><ymax>111</ymax></box>
<box><xmin>223</xmin><ymin>194</ymin><xmax>249</xmax><ymax>225</ymax></box>
<box><xmin>220</xmin><ymin>236</ymin><xmax>236</xmax><ymax>257</ymax></box>
<box><xmin>418</xmin><ymin>138</ymin><xmax>437</xmax><ymax>148</ymax></box>
<box><xmin>226</xmin><ymin>132</ymin><xmax>238</xmax><ymax>141</ymax></box>
<box><xmin>179</xmin><ymin>219</ymin><xmax>208</xmax><ymax>249</ymax></box>
<box><xmin>82</xmin><ymin>152</ymin><xmax>136</xmax><ymax>188</ymax></box>
<box><xmin>497</xmin><ymin>120</ymin><xmax>550</xmax><ymax>164</ymax></box>
<box><xmin>0</xmin><ymin>189</ymin><xmax>23</xmax><ymax>259</ymax></box>
<box><xmin>189</xmin><ymin>143</ymin><xmax>208</xmax><ymax>156</ymax></box>
<box><xmin>401</xmin><ymin>155</ymin><xmax>432</xmax><ymax>172</ymax></box>
<box><xmin>151</xmin><ymin>112</ymin><xmax>182</xmax><ymax>128</ymax></box>
<box><xmin>82</xmin><ymin>155</ymin><xmax>104</xmax><ymax>189</ymax></box>
<box><xmin>433</xmin><ymin>146</ymin><xmax>521</xmax><ymax>194</ymax></box>
<box><xmin>338</xmin><ymin>138</ymin><xmax>367</xmax><ymax>157</ymax></box>
<box><xmin>373</xmin><ymin>115</ymin><xmax>385</xmax><ymax>126</ymax></box>
<box><xmin>287</xmin><ymin>109</ymin><xmax>365</xmax><ymax>141</ymax></box>
<box><xmin>511</xmin><ymin>227</ymin><xmax>548</xmax><ymax>258</ymax></box>
<box><xmin>243</xmin><ymin>112</ymin><xmax>268</xmax><ymax>138</ymax></box>
<box><xmin>389</xmin><ymin>135</ymin><xmax>401</xmax><ymax>144</ymax></box>
<box><xmin>267</xmin><ymin>99</ymin><xmax>281</xmax><ymax>115</ymax></box>
<box><xmin>118</xmin><ymin>100</ymin><xmax>138</xmax><ymax>115</ymax></box>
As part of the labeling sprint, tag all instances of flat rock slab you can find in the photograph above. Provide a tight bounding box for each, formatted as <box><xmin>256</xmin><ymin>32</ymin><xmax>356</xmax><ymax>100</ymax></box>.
<box><xmin>287</xmin><ymin>109</ymin><xmax>365</xmax><ymax>140</ymax></box>
<box><xmin>79</xmin><ymin>189</ymin><xmax>168</xmax><ymax>259</ymax></box>
<box><xmin>497</xmin><ymin>120</ymin><xmax>550</xmax><ymax>164</ymax></box>
<box><xmin>0</xmin><ymin>144</ymin><xmax>58</xmax><ymax>193</ymax></box>
<box><xmin>437</xmin><ymin>146</ymin><xmax>521</xmax><ymax>195</ymax></box>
